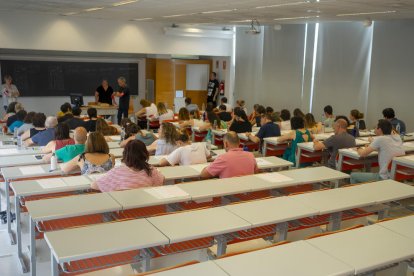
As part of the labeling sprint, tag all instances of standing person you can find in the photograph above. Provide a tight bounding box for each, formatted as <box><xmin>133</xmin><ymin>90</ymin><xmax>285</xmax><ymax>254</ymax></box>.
<box><xmin>207</xmin><ymin>72</ymin><xmax>219</xmax><ymax>107</ymax></box>
<box><xmin>1</xmin><ymin>75</ymin><xmax>20</xmax><ymax>111</ymax></box>
<box><xmin>95</xmin><ymin>79</ymin><xmax>114</xmax><ymax>105</ymax></box>
<box><xmin>113</xmin><ymin>77</ymin><xmax>130</xmax><ymax>125</ymax></box>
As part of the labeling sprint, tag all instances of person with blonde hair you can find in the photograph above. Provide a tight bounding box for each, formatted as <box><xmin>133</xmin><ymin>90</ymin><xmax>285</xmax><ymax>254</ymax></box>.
<box><xmin>304</xmin><ymin>113</ymin><xmax>323</xmax><ymax>134</ymax></box>
<box><xmin>147</xmin><ymin>122</ymin><xmax>178</xmax><ymax>155</ymax></box>
<box><xmin>154</xmin><ymin>102</ymin><xmax>174</xmax><ymax>123</ymax></box>
<box><xmin>95</xmin><ymin>118</ymin><xmax>119</xmax><ymax>136</ymax></box>
<box><xmin>349</xmin><ymin>109</ymin><xmax>366</xmax><ymax>130</ymax></box>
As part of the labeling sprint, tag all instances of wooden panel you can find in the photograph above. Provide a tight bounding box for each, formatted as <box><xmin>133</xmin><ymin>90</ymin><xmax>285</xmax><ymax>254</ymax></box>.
<box><xmin>186</xmin><ymin>90</ymin><xmax>207</xmax><ymax>109</ymax></box>
<box><xmin>175</xmin><ymin>63</ymin><xmax>186</xmax><ymax>91</ymax></box>
<box><xmin>155</xmin><ymin>59</ymin><xmax>174</xmax><ymax>108</ymax></box>
<box><xmin>145</xmin><ymin>58</ymin><xmax>156</xmax><ymax>99</ymax></box>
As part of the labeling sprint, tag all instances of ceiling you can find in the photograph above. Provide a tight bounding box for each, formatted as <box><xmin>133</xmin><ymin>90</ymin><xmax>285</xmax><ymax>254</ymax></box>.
<box><xmin>0</xmin><ymin>0</ymin><xmax>414</xmax><ymax>26</ymax></box>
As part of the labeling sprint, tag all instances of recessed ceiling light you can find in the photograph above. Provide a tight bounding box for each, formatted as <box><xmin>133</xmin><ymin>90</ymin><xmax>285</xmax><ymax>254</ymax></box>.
<box><xmin>256</xmin><ymin>1</ymin><xmax>308</xmax><ymax>9</ymax></box>
<box><xmin>230</xmin><ymin>19</ymin><xmax>251</xmax><ymax>23</ymax></box>
<box><xmin>113</xmin><ymin>0</ymin><xmax>139</xmax><ymax>7</ymax></box>
<box><xmin>84</xmin><ymin>7</ymin><xmax>105</xmax><ymax>12</ymax></box>
<box><xmin>131</xmin><ymin>18</ymin><xmax>152</xmax><ymax>21</ymax></box>
<box><xmin>163</xmin><ymin>13</ymin><xmax>194</xmax><ymax>18</ymax></box>
<box><xmin>61</xmin><ymin>12</ymin><xmax>78</xmax><ymax>16</ymax></box>
<box><xmin>337</xmin><ymin>10</ymin><xmax>396</xmax><ymax>17</ymax></box>
<box><xmin>274</xmin><ymin>15</ymin><xmax>319</xmax><ymax>21</ymax></box>
<box><xmin>201</xmin><ymin>9</ymin><xmax>237</xmax><ymax>14</ymax></box>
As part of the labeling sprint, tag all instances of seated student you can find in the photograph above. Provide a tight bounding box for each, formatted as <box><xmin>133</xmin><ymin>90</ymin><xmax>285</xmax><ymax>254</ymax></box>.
<box><xmin>159</xmin><ymin>133</ymin><xmax>211</xmax><ymax>166</ymax></box>
<box><xmin>25</xmin><ymin>116</ymin><xmax>58</xmax><ymax>146</ymax></box>
<box><xmin>313</xmin><ymin>119</ymin><xmax>356</xmax><ymax>169</ymax></box>
<box><xmin>8</xmin><ymin>110</ymin><xmax>27</xmax><ymax>133</ymax></box>
<box><xmin>350</xmin><ymin>119</ymin><xmax>405</xmax><ymax>183</ymax></box>
<box><xmin>279</xmin><ymin>116</ymin><xmax>313</xmax><ymax>167</ymax></box>
<box><xmin>57</xmin><ymin>102</ymin><xmax>73</xmax><ymax>123</ymax></box>
<box><xmin>185</xmin><ymin>97</ymin><xmax>199</xmax><ymax>113</ymax></box>
<box><xmin>6</xmin><ymin>102</ymin><xmax>24</xmax><ymax>127</ymax></box>
<box><xmin>249</xmin><ymin>105</ymin><xmax>265</xmax><ymax>127</ymax></box>
<box><xmin>2</xmin><ymin>102</ymin><xmax>17</xmax><ymax>122</ymax></box>
<box><xmin>147</xmin><ymin>122</ymin><xmax>178</xmax><ymax>156</ymax></box>
<box><xmin>178</xmin><ymin>107</ymin><xmax>190</xmax><ymax>123</ymax></box>
<box><xmin>61</xmin><ymin>132</ymin><xmax>115</xmax><ymax>175</ymax></box>
<box><xmin>180</xmin><ymin>109</ymin><xmax>204</xmax><ymax>129</ymax></box>
<box><xmin>202</xmin><ymin>102</ymin><xmax>214</xmax><ymax>121</ymax></box>
<box><xmin>201</xmin><ymin>131</ymin><xmax>258</xmax><ymax>179</ymax></box>
<box><xmin>304</xmin><ymin>113</ymin><xmax>323</xmax><ymax>134</ymax></box>
<box><xmin>16</xmin><ymin>111</ymin><xmax>36</xmax><ymax>136</ymax></box>
<box><xmin>246</xmin><ymin>112</ymin><xmax>281</xmax><ymax>147</ymax></box>
<box><xmin>41</xmin><ymin>122</ymin><xmax>75</xmax><ymax>153</ymax></box>
<box><xmin>218</xmin><ymin>104</ymin><xmax>232</xmax><ymax>122</ymax></box>
<box><xmin>21</xmin><ymin>112</ymin><xmax>46</xmax><ymax>141</ymax></box>
<box><xmin>43</xmin><ymin>127</ymin><xmax>87</xmax><ymax>163</ymax></box>
<box><xmin>349</xmin><ymin>109</ymin><xmax>366</xmax><ymax>130</ymax></box>
<box><xmin>96</xmin><ymin>118</ymin><xmax>119</xmax><ymax>136</ymax></box>
<box><xmin>136</xmin><ymin>99</ymin><xmax>158</xmax><ymax>119</ymax></box>
<box><xmin>236</xmin><ymin>100</ymin><xmax>248</xmax><ymax>114</ymax></box>
<box><xmin>154</xmin><ymin>102</ymin><xmax>174</xmax><ymax>123</ymax></box>
<box><xmin>64</xmin><ymin>106</ymin><xmax>85</xmax><ymax>130</ymax></box>
<box><xmin>204</xmin><ymin>111</ymin><xmax>227</xmax><ymax>142</ymax></box>
<box><xmin>383</xmin><ymin>107</ymin><xmax>406</xmax><ymax>134</ymax></box>
<box><xmin>220</xmin><ymin>97</ymin><xmax>232</xmax><ymax>112</ymax></box>
<box><xmin>91</xmin><ymin>140</ymin><xmax>164</xmax><ymax>192</ymax></box>
<box><xmin>265</xmin><ymin>106</ymin><xmax>274</xmax><ymax>115</ymax></box>
<box><xmin>293</xmin><ymin>108</ymin><xmax>305</xmax><ymax>118</ymax></box>
<box><xmin>120</xmin><ymin>123</ymin><xmax>156</xmax><ymax>147</ymax></box>
<box><xmin>229</xmin><ymin>108</ymin><xmax>252</xmax><ymax>133</ymax></box>
<box><xmin>280</xmin><ymin>109</ymin><xmax>292</xmax><ymax>131</ymax></box>
<box><xmin>323</xmin><ymin>105</ymin><xmax>335</xmax><ymax>128</ymax></box>
<box><xmin>84</xmin><ymin>107</ymin><xmax>98</xmax><ymax>132</ymax></box>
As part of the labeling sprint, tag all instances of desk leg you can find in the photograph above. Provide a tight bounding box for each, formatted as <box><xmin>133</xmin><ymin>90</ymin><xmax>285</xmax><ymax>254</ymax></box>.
<box><xmin>275</xmin><ymin>222</ymin><xmax>288</xmax><ymax>242</ymax></box>
<box><xmin>336</xmin><ymin>154</ymin><xmax>344</xmax><ymax>172</ymax></box>
<box><xmin>295</xmin><ymin>148</ymin><xmax>302</xmax><ymax>169</ymax></box>
<box><xmin>15</xmin><ymin>195</ymin><xmax>29</xmax><ymax>273</ymax></box>
<box><xmin>140</xmin><ymin>250</ymin><xmax>151</xmax><ymax>272</ymax></box>
<box><xmin>30</xmin><ymin>217</ymin><xmax>37</xmax><ymax>276</ymax></box>
<box><xmin>263</xmin><ymin>141</ymin><xmax>268</xmax><ymax>157</ymax></box>
<box><xmin>328</xmin><ymin>212</ymin><xmax>342</xmax><ymax>231</ymax></box>
<box><xmin>215</xmin><ymin>235</ymin><xmax>228</xmax><ymax>257</ymax></box>
<box><xmin>6</xmin><ymin>180</ymin><xmax>16</xmax><ymax>244</ymax></box>
<box><xmin>378</xmin><ymin>209</ymin><xmax>388</xmax><ymax>221</ymax></box>
<box><xmin>333</xmin><ymin>179</ymin><xmax>340</xmax><ymax>189</ymax></box>
<box><xmin>390</xmin><ymin>161</ymin><xmax>397</xmax><ymax>180</ymax></box>
<box><xmin>51</xmin><ymin>253</ymin><xmax>58</xmax><ymax>276</ymax></box>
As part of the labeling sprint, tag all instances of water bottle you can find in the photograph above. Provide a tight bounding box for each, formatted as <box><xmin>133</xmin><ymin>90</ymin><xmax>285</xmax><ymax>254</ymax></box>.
<box><xmin>50</xmin><ymin>151</ymin><xmax>57</xmax><ymax>171</ymax></box>
<box><xmin>206</xmin><ymin>140</ymin><xmax>211</xmax><ymax>151</ymax></box>
<box><xmin>120</xmin><ymin>127</ymin><xmax>125</xmax><ymax>141</ymax></box>
<box><xmin>17</xmin><ymin>136</ymin><xmax>22</xmax><ymax>149</ymax></box>
<box><xmin>13</xmin><ymin>127</ymin><xmax>18</xmax><ymax>139</ymax></box>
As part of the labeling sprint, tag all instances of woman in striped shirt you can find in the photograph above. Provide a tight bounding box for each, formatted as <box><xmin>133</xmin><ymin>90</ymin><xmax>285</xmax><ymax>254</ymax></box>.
<box><xmin>91</xmin><ymin>140</ymin><xmax>165</xmax><ymax>192</ymax></box>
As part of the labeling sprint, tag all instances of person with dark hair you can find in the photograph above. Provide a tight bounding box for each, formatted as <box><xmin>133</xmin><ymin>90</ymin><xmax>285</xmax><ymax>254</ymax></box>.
<box><xmin>185</xmin><ymin>97</ymin><xmax>199</xmax><ymax>113</ymax></box>
<box><xmin>229</xmin><ymin>109</ymin><xmax>252</xmax><ymax>133</ymax></box>
<box><xmin>16</xmin><ymin>111</ymin><xmax>36</xmax><ymax>136</ymax></box>
<box><xmin>61</xmin><ymin>132</ymin><xmax>115</xmax><ymax>175</ymax></box>
<box><xmin>280</xmin><ymin>109</ymin><xmax>291</xmax><ymax>131</ymax></box>
<box><xmin>293</xmin><ymin>108</ymin><xmax>305</xmax><ymax>118</ymax></box>
<box><xmin>120</xmin><ymin>123</ymin><xmax>156</xmax><ymax>147</ymax></box>
<box><xmin>382</xmin><ymin>107</ymin><xmax>406</xmax><ymax>134</ymax></box>
<box><xmin>8</xmin><ymin>110</ymin><xmax>27</xmax><ymax>133</ymax></box>
<box><xmin>220</xmin><ymin>97</ymin><xmax>232</xmax><ymax>112</ymax></box>
<box><xmin>26</xmin><ymin>116</ymin><xmax>58</xmax><ymax>146</ymax></box>
<box><xmin>203</xmin><ymin>111</ymin><xmax>227</xmax><ymax>142</ymax></box>
<box><xmin>349</xmin><ymin>109</ymin><xmax>366</xmax><ymax>130</ymax></box>
<box><xmin>1</xmin><ymin>74</ymin><xmax>20</xmax><ymax>111</ymax></box>
<box><xmin>95</xmin><ymin>79</ymin><xmax>114</xmax><ymax>105</ymax></box>
<box><xmin>279</xmin><ymin>116</ymin><xmax>313</xmax><ymax>167</ymax></box>
<box><xmin>41</xmin><ymin>122</ymin><xmax>74</xmax><ymax>153</ymax></box>
<box><xmin>246</xmin><ymin>113</ymin><xmax>281</xmax><ymax>149</ymax></box>
<box><xmin>314</xmin><ymin>119</ymin><xmax>356</xmax><ymax>168</ymax></box>
<box><xmin>64</xmin><ymin>106</ymin><xmax>85</xmax><ymax>130</ymax></box>
<box><xmin>21</xmin><ymin>113</ymin><xmax>47</xmax><ymax>141</ymax></box>
<box><xmin>3</xmin><ymin>101</ymin><xmax>18</xmax><ymax>122</ymax></box>
<box><xmin>323</xmin><ymin>105</ymin><xmax>335</xmax><ymax>128</ymax></box>
<box><xmin>159</xmin><ymin>133</ymin><xmax>211</xmax><ymax>166</ymax></box>
<box><xmin>91</xmin><ymin>140</ymin><xmax>164</xmax><ymax>192</ymax></box>
<box><xmin>350</xmin><ymin>119</ymin><xmax>405</xmax><ymax>183</ymax></box>
<box><xmin>249</xmin><ymin>105</ymin><xmax>266</xmax><ymax>127</ymax></box>
<box><xmin>96</xmin><ymin>118</ymin><xmax>119</xmax><ymax>136</ymax></box>
<box><xmin>207</xmin><ymin>72</ymin><xmax>219</xmax><ymax>107</ymax></box>
<box><xmin>57</xmin><ymin>102</ymin><xmax>72</xmax><ymax>120</ymax></box>
<box><xmin>265</xmin><ymin>106</ymin><xmax>274</xmax><ymax>115</ymax></box>
<box><xmin>6</xmin><ymin>102</ymin><xmax>24</xmax><ymax>127</ymax></box>
<box><xmin>84</xmin><ymin>107</ymin><xmax>98</xmax><ymax>132</ymax></box>
<box><xmin>218</xmin><ymin>104</ymin><xmax>232</xmax><ymax>122</ymax></box>
<box><xmin>201</xmin><ymin>131</ymin><xmax>258</xmax><ymax>179</ymax></box>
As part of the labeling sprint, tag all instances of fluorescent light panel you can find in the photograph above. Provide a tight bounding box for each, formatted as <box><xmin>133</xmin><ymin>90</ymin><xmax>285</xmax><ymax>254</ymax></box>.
<box><xmin>337</xmin><ymin>10</ymin><xmax>396</xmax><ymax>17</ymax></box>
<box><xmin>131</xmin><ymin>17</ymin><xmax>152</xmax><ymax>21</ymax></box>
<box><xmin>112</xmin><ymin>0</ymin><xmax>139</xmax><ymax>7</ymax></box>
<box><xmin>84</xmin><ymin>7</ymin><xmax>104</xmax><ymax>12</ymax></box>
<box><xmin>201</xmin><ymin>9</ymin><xmax>237</xmax><ymax>14</ymax></box>
<box><xmin>256</xmin><ymin>1</ymin><xmax>308</xmax><ymax>9</ymax></box>
<box><xmin>274</xmin><ymin>15</ymin><xmax>319</xmax><ymax>21</ymax></box>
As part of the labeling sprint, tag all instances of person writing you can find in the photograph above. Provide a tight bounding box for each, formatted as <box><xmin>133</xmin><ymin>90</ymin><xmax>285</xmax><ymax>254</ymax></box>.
<box><xmin>112</xmin><ymin>77</ymin><xmax>130</xmax><ymax>125</ymax></box>
<box><xmin>95</xmin><ymin>79</ymin><xmax>114</xmax><ymax>105</ymax></box>
<box><xmin>1</xmin><ymin>75</ymin><xmax>20</xmax><ymax>111</ymax></box>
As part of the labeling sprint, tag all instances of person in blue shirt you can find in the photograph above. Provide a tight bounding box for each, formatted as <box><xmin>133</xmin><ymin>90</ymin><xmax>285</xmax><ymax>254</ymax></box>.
<box><xmin>25</xmin><ymin>116</ymin><xmax>57</xmax><ymax>146</ymax></box>
<box><xmin>8</xmin><ymin>109</ymin><xmax>27</xmax><ymax>133</ymax></box>
<box><xmin>246</xmin><ymin>112</ymin><xmax>281</xmax><ymax>151</ymax></box>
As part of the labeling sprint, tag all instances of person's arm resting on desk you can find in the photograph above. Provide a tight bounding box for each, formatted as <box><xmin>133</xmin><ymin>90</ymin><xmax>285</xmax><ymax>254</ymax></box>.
<box><xmin>357</xmin><ymin>146</ymin><xmax>374</xmax><ymax>157</ymax></box>
<box><xmin>60</xmin><ymin>155</ymin><xmax>80</xmax><ymax>174</ymax></box>
<box><xmin>24</xmin><ymin>138</ymin><xmax>35</xmax><ymax>147</ymax></box>
<box><xmin>247</xmin><ymin>132</ymin><xmax>260</xmax><ymax>144</ymax></box>
<box><xmin>313</xmin><ymin>139</ymin><xmax>326</xmax><ymax>151</ymax></box>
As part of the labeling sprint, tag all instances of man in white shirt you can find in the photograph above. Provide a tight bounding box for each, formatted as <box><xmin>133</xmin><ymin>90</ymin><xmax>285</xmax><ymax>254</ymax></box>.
<box><xmin>158</xmin><ymin>133</ymin><xmax>211</xmax><ymax>166</ymax></box>
<box><xmin>220</xmin><ymin>97</ymin><xmax>232</xmax><ymax>112</ymax></box>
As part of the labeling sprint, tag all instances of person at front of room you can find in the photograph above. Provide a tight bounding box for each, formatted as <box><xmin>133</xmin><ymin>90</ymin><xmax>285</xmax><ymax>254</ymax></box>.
<box><xmin>350</xmin><ymin>119</ymin><xmax>405</xmax><ymax>183</ymax></box>
<box><xmin>200</xmin><ymin>131</ymin><xmax>258</xmax><ymax>179</ymax></box>
<box><xmin>112</xmin><ymin>77</ymin><xmax>130</xmax><ymax>125</ymax></box>
<box><xmin>207</xmin><ymin>72</ymin><xmax>219</xmax><ymax>107</ymax></box>
<box><xmin>313</xmin><ymin>119</ymin><xmax>356</xmax><ymax>169</ymax></box>
<box><xmin>1</xmin><ymin>74</ymin><xmax>20</xmax><ymax>111</ymax></box>
<box><xmin>95</xmin><ymin>79</ymin><xmax>114</xmax><ymax>105</ymax></box>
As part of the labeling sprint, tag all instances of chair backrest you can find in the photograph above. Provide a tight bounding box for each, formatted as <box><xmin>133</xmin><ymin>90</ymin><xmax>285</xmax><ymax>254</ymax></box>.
<box><xmin>305</xmin><ymin>224</ymin><xmax>364</xmax><ymax>240</ymax></box>
<box><xmin>217</xmin><ymin>241</ymin><xmax>290</xmax><ymax>259</ymax></box>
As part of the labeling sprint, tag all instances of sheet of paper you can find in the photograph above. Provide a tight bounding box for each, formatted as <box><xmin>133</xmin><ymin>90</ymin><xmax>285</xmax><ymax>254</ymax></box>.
<box><xmin>87</xmin><ymin>173</ymin><xmax>106</xmax><ymax>181</ymax></box>
<box><xmin>108</xmin><ymin>135</ymin><xmax>121</xmax><ymax>141</ymax></box>
<box><xmin>62</xmin><ymin>176</ymin><xmax>91</xmax><ymax>187</ymax></box>
<box><xmin>404</xmin><ymin>155</ymin><xmax>414</xmax><ymax>161</ymax></box>
<box><xmin>115</xmin><ymin>159</ymin><xmax>122</xmax><ymax>167</ymax></box>
<box><xmin>189</xmin><ymin>163</ymin><xmax>208</xmax><ymax>173</ymax></box>
<box><xmin>19</xmin><ymin>166</ymin><xmax>45</xmax><ymax>175</ymax></box>
<box><xmin>0</xmin><ymin>148</ymin><xmax>19</xmax><ymax>155</ymax></box>
<box><xmin>37</xmin><ymin>178</ymin><xmax>67</xmax><ymax>189</ymax></box>
<box><xmin>403</xmin><ymin>142</ymin><xmax>414</xmax><ymax>148</ymax></box>
<box><xmin>154</xmin><ymin>155</ymin><xmax>168</xmax><ymax>161</ymax></box>
<box><xmin>255</xmin><ymin>172</ymin><xmax>293</xmax><ymax>183</ymax></box>
<box><xmin>255</xmin><ymin>158</ymin><xmax>273</xmax><ymax>167</ymax></box>
<box><xmin>145</xmin><ymin>186</ymin><xmax>189</xmax><ymax>199</ymax></box>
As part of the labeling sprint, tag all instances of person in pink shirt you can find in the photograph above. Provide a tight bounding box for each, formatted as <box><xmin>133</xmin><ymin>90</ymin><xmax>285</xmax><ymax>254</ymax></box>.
<box><xmin>201</xmin><ymin>131</ymin><xmax>258</xmax><ymax>179</ymax></box>
<box><xmin>91</xmin><ymin>140</ymin><xmax>165</xmax><ymax>192</ymax></box>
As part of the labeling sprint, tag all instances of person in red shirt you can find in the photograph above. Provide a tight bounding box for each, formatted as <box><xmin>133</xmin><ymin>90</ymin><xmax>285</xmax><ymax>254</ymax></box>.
<box><xmin>201</xmin><ymin>131</ymin><xmax>258</xmax><ymax>179</ymax></box>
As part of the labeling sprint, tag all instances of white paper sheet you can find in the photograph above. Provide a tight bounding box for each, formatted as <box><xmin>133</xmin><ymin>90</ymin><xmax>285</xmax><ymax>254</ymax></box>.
<box><xmin>403</xmin><ymin>142</ymin><xmax>414</xmax><ymax>148</ymax></box>
<box><xmin>0</xmin><ymin>148</ymin><xmax>19</xmax><ymax>155</ymax></box>
<box><xmin>108</xmin><ymin>135</ymin><xmax>121</xmax><ymax>141</ymax></box>
<box><xmin>62</xmin><ymin>176</ymin><xmax>91</xmax><ymax>187</ymax></box>
<box><xmin>19</xmin><ymin>166</ymin><xmax>46</xmax><ymax>175</ymax></box>
<box><xmin>255</xmin><ymin>173</ymin><xmax>293</xmax><ymax>183</ymax></box>
<box><xmin>87</xmin><ymin>174</ymin><xmax>106</xmax><ymax>181</ymax></box>
<box><xmin>107</xmin><ymin>142</ymin><xmax>120</xmax><ymax>148</ymax></box>
<box><xmin>115</xmin><ymin>159</ymin><xmax>122</xmax><ymax>168</ymax></box>
<box><xmin>404</xmin><ymin>155</ymin><xmax>414</xmax><ymax>161</ymax></box>
<box><xmin>145</xmin><ymin>186</ymin><xmax>189</xmax><ymax>199</ymax></box>
<box><xmin>37</xmin><ymin>178</ymin><xmax>67</xmax><ymax>189</ymax></box>
<box><xmin>189</xmin><ymin>163</ymin><xmax>208</xmax><ymax>173</ymax></box>
<box><xmin>255</xmin><ymin>158</ymin><xmax>273</xmax><ymax>167</ymax></box>
<box><xmin>110</xmin><ymin>148</ymin><xmax>123</xmax><ymax>157</ymax></box>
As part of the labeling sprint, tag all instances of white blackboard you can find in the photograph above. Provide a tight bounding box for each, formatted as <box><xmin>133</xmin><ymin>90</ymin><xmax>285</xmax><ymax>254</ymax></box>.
<box><xmin>186</xmin><ymin>64</ymin><xmax>210</xmax><ymax>90</ymax></box>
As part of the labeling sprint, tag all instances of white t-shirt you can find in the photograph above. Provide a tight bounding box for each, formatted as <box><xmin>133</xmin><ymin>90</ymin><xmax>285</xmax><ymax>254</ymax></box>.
<box><xmin>145</xmin><ymin>103</ymin><xmax>158</xmax><ymax>119</ymax></box>
<box><xmin>192</xmin><ymin>119</ymin><xmax>205</xmax><ymax>128</ymax></box>
<box><xmin>224</xmin><ymin>103</ymin><xmax>233</xmax><ymax>112</ymax></box>
<box><xmin>280</xmin><ymin>120</ymin><xmax>291</xmax><ymax>131</ymax></box>
<box><xmin>155</xmin><ymin>139</ymin><xmax>178</xmax><ymax>156</ymax></box>
<box><xmin>1</xmin><ymin>84</ymin><xmax>19</xmax><ymax>106</ymax></box>
<box><xmin>157</xmin><ymin>109</ymin><xmax>174</xmax><ymax>123</ymax></box>
<box><xmin>166</xmin><ymin>142</ymin><xmax>210</xmax><ymax>166</ymax></box>
<box><xmin>370</xmin><ymin>135</ymin><xmax>405</xmax><ymax>179</ymax></box>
